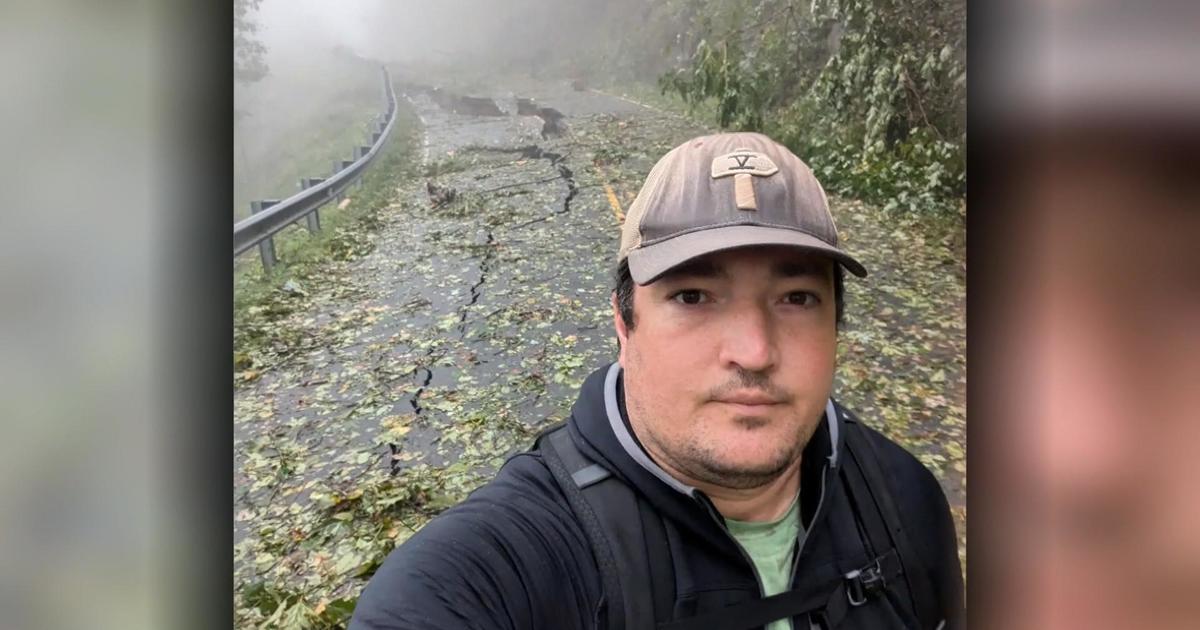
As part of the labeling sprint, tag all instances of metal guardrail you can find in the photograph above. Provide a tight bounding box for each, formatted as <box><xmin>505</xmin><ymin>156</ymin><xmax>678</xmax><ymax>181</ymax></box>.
<box><xmin>234</xmin><ymin>66</ymin><xmax>399</xmax><ymax>270</ymax></box>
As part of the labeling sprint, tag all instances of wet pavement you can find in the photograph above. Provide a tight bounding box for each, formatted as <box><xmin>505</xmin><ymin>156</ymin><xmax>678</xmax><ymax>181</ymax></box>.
<box><xmin>233</xmin><ymin>76</ymin><xmax>966</xmax><ymax>613</ymax></box>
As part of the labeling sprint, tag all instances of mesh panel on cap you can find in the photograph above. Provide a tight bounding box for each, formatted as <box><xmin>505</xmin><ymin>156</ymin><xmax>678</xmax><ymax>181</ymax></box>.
<box><xmin>813</xmin><ymin>176</ymin><xmax>839</xmax><ymax>240</ymax></box>
<box><xmin>618</xmin><ymin>144</ymin><xmax>678</xmax><ymax>261</ymax></box>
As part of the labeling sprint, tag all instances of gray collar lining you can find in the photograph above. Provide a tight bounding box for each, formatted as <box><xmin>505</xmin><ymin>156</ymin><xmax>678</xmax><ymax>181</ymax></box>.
<box><xmin>603</xmin><ymin>362</ymin><xmax>696</xmax><ymax>496</ymax></box>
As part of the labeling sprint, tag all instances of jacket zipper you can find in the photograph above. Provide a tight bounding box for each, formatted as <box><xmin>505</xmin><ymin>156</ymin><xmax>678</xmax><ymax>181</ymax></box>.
<box><xmin>697</xmin><ymin>493</ymin><xmax>769</xmax><ymax>597</ymax></box>
<box><xmin>792</xmin><ymin>465</ymin><xmax>830</xmax><ymax>630</ymax></box>
<box><xmin>693</xmin><ymin>461</ymin><xmax>830</xmax><ymax>627</ymax></box>
<box><xmin>790</xmin><ymin>464</ymin><xmax>829</xmax><ymax>582</ymax></box>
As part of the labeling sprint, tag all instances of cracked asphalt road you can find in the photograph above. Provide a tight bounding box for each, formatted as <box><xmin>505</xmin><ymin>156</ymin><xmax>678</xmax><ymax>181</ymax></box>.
<box><xmin>232</xmin><ymin>78</ymin><xmax>966</xmax><ymax>613</ymax></box>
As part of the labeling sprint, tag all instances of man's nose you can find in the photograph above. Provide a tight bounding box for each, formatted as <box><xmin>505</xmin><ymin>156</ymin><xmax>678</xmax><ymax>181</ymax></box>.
<box><xmin>718</xmin><ymin>303</ymin><xmax>778</xmax><ymax>373</ymax></box>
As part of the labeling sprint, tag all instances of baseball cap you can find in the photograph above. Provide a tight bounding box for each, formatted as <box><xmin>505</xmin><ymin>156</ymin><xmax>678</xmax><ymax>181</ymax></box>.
<box><xmin>618</xmin><ymin>132</ymin><xmax>867</xmax><ymax>284</ymax></box>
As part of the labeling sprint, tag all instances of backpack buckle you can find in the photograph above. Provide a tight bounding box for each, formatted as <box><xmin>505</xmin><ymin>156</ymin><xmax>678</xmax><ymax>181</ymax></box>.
<box><xmin>844</xmin><ymin>558</ymin><xmax>886</xmax><ymax>607</ymax></box>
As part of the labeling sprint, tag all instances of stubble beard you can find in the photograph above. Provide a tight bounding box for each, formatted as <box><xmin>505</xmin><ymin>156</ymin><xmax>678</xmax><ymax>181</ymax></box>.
<box><xmin>622</xmin><ymin>344</ymin><xmax>821</xmax><ymax>491</ymax></box>
<box><xmin>673</xmin><ymin>427</ymin><xmax>805</xmax><ymax>490</ymax></box>
<box><xmin>628</xmin><ymin>391</ymin><xmax>816</xmax><ymax>491</ymax></box>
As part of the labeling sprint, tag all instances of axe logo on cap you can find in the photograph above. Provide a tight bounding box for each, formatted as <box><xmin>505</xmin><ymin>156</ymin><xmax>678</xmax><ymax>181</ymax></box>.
<box><xmin>711</xmin><ymin>149</ymin><xmax>779</xmax><ymax>211</ymax></box>
<box><xmin>710</xmin><ymin>149</ymin><xmax>779</xmax><ymax>178</ymax></box>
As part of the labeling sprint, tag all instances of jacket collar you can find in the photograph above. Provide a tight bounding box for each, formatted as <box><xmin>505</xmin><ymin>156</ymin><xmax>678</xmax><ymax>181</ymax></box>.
<box><xmin>600</xmin><ymin>362</ymin><xmax>698</xmax><ymax>496</ymax></box>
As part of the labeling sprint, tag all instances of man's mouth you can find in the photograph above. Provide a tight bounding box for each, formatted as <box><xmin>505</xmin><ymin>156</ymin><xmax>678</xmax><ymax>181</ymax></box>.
<box><xmin>715</xmin><ymin>391</ymin><xmax>783</xmax><ymax>406</ymax></box>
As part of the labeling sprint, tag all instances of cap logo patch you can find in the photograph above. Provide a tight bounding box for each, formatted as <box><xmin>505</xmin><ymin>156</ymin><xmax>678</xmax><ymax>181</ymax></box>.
<box><xmin>711</xmin><ymin>148</ymin><xmax>777</xmax><ymax>211</ymax></box>
<box><xmin>710</xmin><ymin>149</ymin><xmax>779</xmax><ymax>179</ymax></box>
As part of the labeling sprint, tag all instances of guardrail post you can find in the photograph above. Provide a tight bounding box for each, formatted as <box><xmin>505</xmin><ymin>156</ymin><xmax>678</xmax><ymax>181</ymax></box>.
<box><xmin>250</xmin><ymin>200</ymin><xmax>279</xmax><ymax>271</ymax></box>
<box><xmin>350</xmin><ymin>153</ymin><xmax>362</xmax><ymax>189</ymax></box>
<box><xmin>300</xmin><ymin>178</ymin><xmax>324</xmax><ymax>233</ymax></box>
<box><xmin>235</xmin><ymin>68</ymin><xmax>395</xmax><ymax>265</ymax></box>
<box><xmin>332</xmin><ymin>161</ymin><xmax>346</xmax><ymax>203</ymax></box>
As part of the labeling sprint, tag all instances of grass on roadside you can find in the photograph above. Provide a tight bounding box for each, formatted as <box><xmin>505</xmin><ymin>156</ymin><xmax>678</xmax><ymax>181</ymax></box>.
<box><xmin>235</xmin><ymin>59</ymin><xmax>385</xmax><ymax>222</ymax></box>
<box><xmin>234</xmin><ymin>101</ymin><xmax>422</xmax><ymax>377</ymax></box>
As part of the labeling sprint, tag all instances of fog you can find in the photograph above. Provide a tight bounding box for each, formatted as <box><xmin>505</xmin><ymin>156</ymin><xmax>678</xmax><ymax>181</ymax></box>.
<box><xmin>233</xmin><ymin>0</ymin><xmax>378</xmax><ymax>218</ymax></box>
<box><xmin>234</xmin><ymin>0</ymin><xmax>686</xmax><ymax>221</ymax></box>
<box><xmin>237</xmin><ymin>0</ymin><xmax>684</xmax><ymax>99</ymax></box>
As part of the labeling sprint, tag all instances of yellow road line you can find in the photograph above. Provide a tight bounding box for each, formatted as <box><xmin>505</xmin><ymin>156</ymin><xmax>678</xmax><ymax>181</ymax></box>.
<box><xmin>603</xmin><ymin>182</ymin><xmax>625</xmax><ymax>223</ymax></box>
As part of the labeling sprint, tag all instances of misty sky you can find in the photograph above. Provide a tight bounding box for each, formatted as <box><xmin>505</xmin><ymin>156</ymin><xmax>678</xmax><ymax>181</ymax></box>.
<box><xmin>255</xmin><ymin>0</ymin><xmax>376</xmax><ymax>60</ymax></box>
<box><xmin>248</xmin><ymin>0</ymin><xmax>608</xmax><ymax>71</ymax></box>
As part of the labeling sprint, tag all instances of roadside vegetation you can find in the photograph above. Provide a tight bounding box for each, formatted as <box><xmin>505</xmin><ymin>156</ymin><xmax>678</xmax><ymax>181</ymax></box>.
<box><xmin>234</xmin><ymin>103</ymin><xmax>421</xmax><ymax>382</ymax></box>
<box><xmin>235</xmin><ymin>51</ymin><xmax>386</xmax><ymax>222</ymax></box>
<box><xmin>513</xmin><ymin>0</ymin><xmax>965</xmax><ymax>216</ymax></box>
<box><xmin>657</xmin><ymin>0</ymin><xmax>965</xmax><ymax>215</ymax></box>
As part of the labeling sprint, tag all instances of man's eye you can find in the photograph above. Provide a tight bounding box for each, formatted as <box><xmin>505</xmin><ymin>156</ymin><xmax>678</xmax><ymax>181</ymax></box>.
<box><xmin>671</xmin><ymin>290</ymin><xmax>707</xmax><ymax>305</ymax></box>
<box><xmin>785</xmin><ymin>291</ymin><xmax>819</xmax><ymax>307</ymax></box>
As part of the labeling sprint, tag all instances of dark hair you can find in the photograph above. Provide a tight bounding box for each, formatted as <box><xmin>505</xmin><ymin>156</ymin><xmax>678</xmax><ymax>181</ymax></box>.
<box><xmin>613</xmin><ymin>258</ymin><xmax>846</xmax><ymax>333</ymax></box>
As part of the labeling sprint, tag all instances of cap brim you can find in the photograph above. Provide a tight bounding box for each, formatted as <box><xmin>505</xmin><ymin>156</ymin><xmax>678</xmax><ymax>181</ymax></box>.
<box><xmin>627</xmin><ymin>225</ymin><xmax>868</xmax><ymax>284</ymax></box>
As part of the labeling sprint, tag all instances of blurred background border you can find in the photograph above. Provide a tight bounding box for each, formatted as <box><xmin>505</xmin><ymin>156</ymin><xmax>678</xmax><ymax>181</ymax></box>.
<box><xmin>0</xmin><ymin>1</ymin><xmax>1197</xmax><ymax>629</ymax></box>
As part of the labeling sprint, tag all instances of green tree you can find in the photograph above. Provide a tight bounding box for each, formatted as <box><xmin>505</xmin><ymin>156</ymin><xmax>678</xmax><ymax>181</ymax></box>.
<box><xmin>659</xmin><ymin>0</ymin><xmax>966</xmax><ymax>213</ymax></box>
<box><xmin>235</xmin><ymin>0</ymin><xmax>268</xmax><ymax>84</ymax></box>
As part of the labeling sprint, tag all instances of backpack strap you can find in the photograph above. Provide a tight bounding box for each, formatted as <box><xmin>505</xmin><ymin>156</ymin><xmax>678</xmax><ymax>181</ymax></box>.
<box><xmin>840</xmin><ymin>417</ymin><xmax>941</xmax><ymax>628</ymax></box>
<box><xmin>641</xmin><ymin>494</ymin><xmax>676</xmax><ymax>624</ymax></box>
<box><xmin>537</xmin><ymin>425</ymin><xmax>663</xmax><ymax>630</ymax></box>
<box><xmin>839</xmin><ymin>441</ymin><xmax>893</xmax><ymax>564</ymax></box>
<box><xmin>658</xmin><ymin>549</ymin><xmax>902</xmax><ymax>630</ymax></box>
<box><xmin>816</xmin><ymin>549</ymin><xmax>905</xmax><ymax>630</ymax></box>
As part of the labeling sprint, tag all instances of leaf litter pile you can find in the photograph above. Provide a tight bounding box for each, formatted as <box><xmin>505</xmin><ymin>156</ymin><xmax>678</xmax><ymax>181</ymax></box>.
<box><xmin>233</xmin><ymin>79</ymin><xmax>966</xmax><ymax>627</ymax></box>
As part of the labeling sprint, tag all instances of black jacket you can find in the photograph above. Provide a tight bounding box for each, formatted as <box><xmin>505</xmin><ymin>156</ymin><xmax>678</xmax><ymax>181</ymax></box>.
<box><xmin>352</xmin><ymin>363</ymin><xmax>964</xmax><ymax>629</ymax></box>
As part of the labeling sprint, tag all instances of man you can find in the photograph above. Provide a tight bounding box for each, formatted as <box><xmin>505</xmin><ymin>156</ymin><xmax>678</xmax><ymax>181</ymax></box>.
<box><xmin>352</xmin><ymin>132</ymin><xmax>964</xmax><ymax>629</ymax></box>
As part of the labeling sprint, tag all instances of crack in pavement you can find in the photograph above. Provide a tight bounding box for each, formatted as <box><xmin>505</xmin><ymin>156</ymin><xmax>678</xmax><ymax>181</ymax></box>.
<box><xmin>458</xmin><ymin>231</ymin><xmax>496</xmax><ymax>338</ymax></box>
<box><xmin>409</xmin><ymin>366</ymin><xmax>434</xmax><ymax>415</ymax></box>
<box><xmin>459</xmin><ymin>144</ymin><xmax>580</xmax><ymax>231</ymax></box>
<box><xmin>386</xmin><ymin>139</ymin><xmax>581</xmax><ymax>474</ymax></box>
<box><xmin>393</xmin><ymin>365</ymin><xmax>435</xmax><ymax>475</ymax></box>
<box><xmin>258</xmin><ymin>100</ymin><xmax>590</xmax><ymax>484</ymax></box>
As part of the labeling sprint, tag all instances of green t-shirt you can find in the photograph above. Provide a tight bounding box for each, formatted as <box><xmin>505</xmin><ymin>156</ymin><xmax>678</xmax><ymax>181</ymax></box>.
<box><xmin>725</xmin><ymin>494</ymin><xmax>802</xmax><ymax>630</ymax></box>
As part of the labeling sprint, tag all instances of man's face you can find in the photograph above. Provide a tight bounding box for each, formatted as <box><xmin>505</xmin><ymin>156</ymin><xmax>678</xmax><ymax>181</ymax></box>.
<box><xmin>613</xmin><ymin>246</ymin><xmax>838</xmax><ymax>490</ymax></box>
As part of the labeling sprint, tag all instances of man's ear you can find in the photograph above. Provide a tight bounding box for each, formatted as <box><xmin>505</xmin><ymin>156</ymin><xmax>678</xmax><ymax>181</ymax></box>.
<box><xmin>611</xmin><ymin>292</ymin><xmax>628</xmax><ymax>367</ymax></box>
